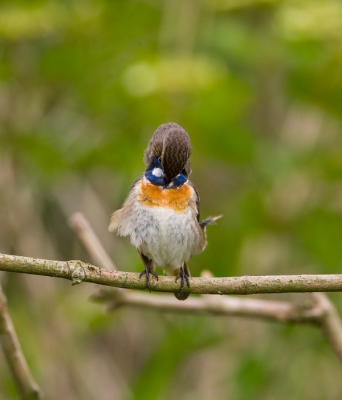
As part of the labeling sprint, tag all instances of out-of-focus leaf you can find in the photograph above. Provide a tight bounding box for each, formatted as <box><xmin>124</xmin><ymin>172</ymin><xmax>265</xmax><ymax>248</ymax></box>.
<box><xmin>122</xmin><ymin>56</ymin><xmax>227</xmax><ymax>96</ymax></box>
<box><xmin>296</xmin><ymin>209</ymin><xmax>342</xmax><ymax>271</ymax></box>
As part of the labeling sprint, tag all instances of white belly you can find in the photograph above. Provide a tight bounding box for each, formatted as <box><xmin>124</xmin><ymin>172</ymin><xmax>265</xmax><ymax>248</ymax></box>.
<box><xmin>126</xmin><ymin>203</ymin><xmax>204</xmax><ymax>273</ymax></box>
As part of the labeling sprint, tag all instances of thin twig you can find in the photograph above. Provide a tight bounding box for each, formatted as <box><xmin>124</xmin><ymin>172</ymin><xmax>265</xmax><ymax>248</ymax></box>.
<box><xmin>68</xmin><ymin>212</ymin><xmax>117</xmax><ymax>271</ymax></box>
<box><xmin>1</xmin><ymin>253</ymin><xmax>342</xmax><ymax>295</ymax></box>
<box><xmin>93</xmin><ymin>286</ymin><xmax>342</xmax><ymax>363</ymax></box>
<box><xmin>0</xmin><ymin>284</ymin><xmax>44</xmax><ymax>400</ymax></box>
<box><xmin>92</xmin><ymin>289</ymin><xmax>323</xmax><ymax>323</ymax></box>
<box><xmin>310</xmin><ymin>293</ymin><xmax>342</xmax><ymax>363</ymax></box>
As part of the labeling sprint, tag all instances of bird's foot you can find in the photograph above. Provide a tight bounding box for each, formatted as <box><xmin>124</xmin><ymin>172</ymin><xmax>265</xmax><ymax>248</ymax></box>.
<box><xmin>175</xmin><ymin>266</ymin><xmax>190</xmax><ymax>301</ymax></box>
<box><xmin>139</xmin><ymin>267</ymin><xmax>159</xmax><ymax>292</ymax></box>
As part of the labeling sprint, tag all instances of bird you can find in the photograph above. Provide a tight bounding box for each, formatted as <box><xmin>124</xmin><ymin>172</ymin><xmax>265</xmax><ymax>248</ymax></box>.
<box><xmin>109</xmin><ymin>122</ymin><xmax>221</xmax><ymax>300</ymax></box>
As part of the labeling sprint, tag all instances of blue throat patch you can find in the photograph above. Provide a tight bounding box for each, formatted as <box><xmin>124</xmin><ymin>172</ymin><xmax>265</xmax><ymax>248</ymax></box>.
<box><xmin>145</xmin><ymin>156</ymin><xmax>187</xmax><ymax>189</ymax></box>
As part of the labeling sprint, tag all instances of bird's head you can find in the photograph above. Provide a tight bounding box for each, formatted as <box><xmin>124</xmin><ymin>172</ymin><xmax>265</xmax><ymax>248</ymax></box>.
<box><xmin>144</xmin><ymin>122</ymin><xmax>192</xmax><ymax>186</ymax></box>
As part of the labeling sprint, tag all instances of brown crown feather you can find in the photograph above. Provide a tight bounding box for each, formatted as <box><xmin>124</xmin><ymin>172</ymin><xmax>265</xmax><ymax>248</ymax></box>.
<box><xmin>143</xmin><ymin>122</ymin><xmax>192</xmax><ymax>183</ymax></box>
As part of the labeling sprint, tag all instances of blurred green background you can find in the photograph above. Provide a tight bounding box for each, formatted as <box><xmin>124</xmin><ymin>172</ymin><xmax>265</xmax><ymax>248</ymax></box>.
<box><xmin>1</xmin><ymin>0</ymin><xmax>342</xmax><ymax>399</ymax></box>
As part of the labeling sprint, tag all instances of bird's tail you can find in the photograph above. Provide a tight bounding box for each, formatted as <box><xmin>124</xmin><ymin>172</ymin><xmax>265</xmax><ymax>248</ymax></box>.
<box><xmin>200</xmin><ymin>215</ymin><xmax>223</xmax><ymax>228</ymax></box>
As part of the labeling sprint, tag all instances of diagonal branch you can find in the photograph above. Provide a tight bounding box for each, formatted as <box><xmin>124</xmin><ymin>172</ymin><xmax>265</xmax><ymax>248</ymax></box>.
<box><xmin>68</xmin><ymin>212</ymin><xmax>117</xmax><ymax>271</ymax></box>
<box><xmin>1</xmin><ymin>253</ymin><xmax>342</xmax><ymax>295</ymax></box>
<box><xmin>0</xmin><ymin>284</ymin><xmax>44</xmax><ymax>400</ymax></box>
<box><xmin>310</xmin><ymin>292</ymin><xmax>342</xmax><ymax>363</ymax></box>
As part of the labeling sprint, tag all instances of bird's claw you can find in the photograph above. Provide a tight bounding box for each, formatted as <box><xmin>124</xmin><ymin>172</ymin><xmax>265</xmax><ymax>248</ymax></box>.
<box><xmin>139</xmin><ymin>267</ymin><xmax>159</xmax><ymax>292</ymax></box>
<box><xmin>175</xmin><ymin>266</ymin><xmax>190</xmax><ymax>300</ymax></box>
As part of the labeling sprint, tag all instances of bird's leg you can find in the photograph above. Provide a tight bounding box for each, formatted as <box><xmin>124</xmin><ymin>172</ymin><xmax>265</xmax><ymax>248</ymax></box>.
<box><xmin>138</xmin><ymin>252</ymin><xmax>158</xmax><ymax>292</ymax></box>
<box><xmin>174</xmin><ymin>263</ymin><xmax>190</xmax><ymax>301</ymax></box>
<box><xmin>139</xmin><ymin>262</ymin><xmax>158</xmax><ymax>292</ymax></box>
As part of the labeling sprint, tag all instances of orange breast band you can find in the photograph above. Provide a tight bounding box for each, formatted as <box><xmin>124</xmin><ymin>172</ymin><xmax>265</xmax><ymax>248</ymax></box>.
<box><xmin>138</xmin><ymin>180</ymin><xmax>192</xmax><ymax>212</ymax></box>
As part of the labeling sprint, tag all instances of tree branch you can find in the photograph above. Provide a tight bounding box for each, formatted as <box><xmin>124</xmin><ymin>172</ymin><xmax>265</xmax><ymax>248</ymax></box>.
<box><xmin>3</xmin><ymin>209</ymin><xmax>342</xmax><ymax>364</ymax></box>
<box><xmin>92</xmin><ymin>288</ymin><xmax>323</xmax><ymax>323</ymax></box>
<box><xmin>92</xmin><ymin>287</ymin><xmax>342</xmax><ymax>363</ymax></box>
<box><xmin>1</xmin><ymin>253</ymin><xmax>342</xmax><ymax>295</ymax></box>
<box><xmin>0</xmin><ymin>284</ymin><xmax>44</xmax><ymax>400</ymax></box>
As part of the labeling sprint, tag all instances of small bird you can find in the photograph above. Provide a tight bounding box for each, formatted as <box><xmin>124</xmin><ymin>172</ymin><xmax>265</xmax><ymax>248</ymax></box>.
<box><xmin>109</xmin><ymin>123</ymin><xmax>221</xmax><ymax>300</ymax></box>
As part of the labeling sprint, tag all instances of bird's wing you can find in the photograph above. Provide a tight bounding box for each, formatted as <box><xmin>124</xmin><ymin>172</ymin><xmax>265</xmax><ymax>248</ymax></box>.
<box><xmin>108</xmin><ymin>178</ymin><xmax>141</xmax><ymax>233</ymax></box>
<box><xmin>187</xmin><ymin>180</ymin><xmax>201</xmax><ymax>222</ymax></box>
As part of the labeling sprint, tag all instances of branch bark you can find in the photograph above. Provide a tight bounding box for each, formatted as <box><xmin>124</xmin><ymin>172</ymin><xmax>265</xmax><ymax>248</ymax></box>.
<box><xmin>0</xmin><ymin>284</ymin><xmax>44</xmax><ymax>400</ymax></box>
<box><xmin>1</xmin><ymin>253</ymin><xmax>342</xmax><ymax>295</ymax></box>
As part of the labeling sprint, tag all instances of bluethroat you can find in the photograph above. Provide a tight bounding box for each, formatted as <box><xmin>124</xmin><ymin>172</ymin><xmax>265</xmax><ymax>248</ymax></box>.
<box><xmin>109</xmin><ymin>123</ymin><xmax>221</xmax><ymax>300</ymax></box>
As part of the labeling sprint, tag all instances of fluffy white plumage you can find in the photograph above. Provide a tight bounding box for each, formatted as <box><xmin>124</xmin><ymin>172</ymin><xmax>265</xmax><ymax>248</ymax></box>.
<box><xmin>109</xmin><ymin>178</ymin><xmax>206</xmax><ymax>276</ymax></box>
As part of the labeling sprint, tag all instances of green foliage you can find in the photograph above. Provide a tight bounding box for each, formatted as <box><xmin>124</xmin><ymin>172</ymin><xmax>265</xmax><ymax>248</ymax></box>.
<box><xmin>1</xmin><ymin>0</ymin><xmax>342</xmax><ymax>399</ymax></box>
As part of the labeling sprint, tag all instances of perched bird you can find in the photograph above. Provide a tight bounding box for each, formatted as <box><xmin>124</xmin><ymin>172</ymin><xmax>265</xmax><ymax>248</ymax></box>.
<box><xmin>109</xmin><ymin>123</ymin><xmax>221</xmax><ymax>300</ymax></box>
